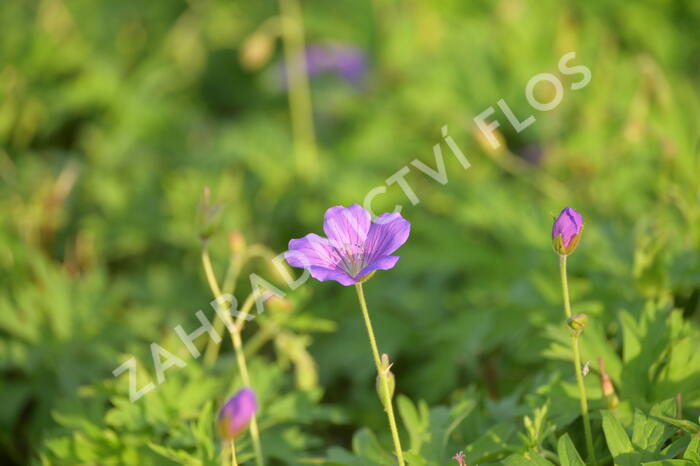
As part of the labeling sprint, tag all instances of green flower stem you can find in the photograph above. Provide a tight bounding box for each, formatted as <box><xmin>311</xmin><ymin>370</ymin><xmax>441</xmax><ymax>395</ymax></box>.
<box><xmin>559</xmin><ymin>255</ymin><xmax>596</xmax><ymax>465</ymax></box>
<box><xmin>354</xmin><ymin>283</ymin><xmax>405</xmax><ymax>466</ymax></box>
<box><xmin>204</xmin><ymin>252</ymin><xmax>244</xmax><ymax>366</ymax></box>
<box><xmin>204</xmin><ymin>244</ymin><xmax>275</xmax><ymax>365</ymax></box>
<box><xmin>278</xmin><ymin>0</ymin><xmax>318</xmax><ymax>179</ymax></box>
<box><xmin>230</xmin><ymin>438</ymin><xmax>238</xmax><ymax>466</ymax></box>
<box><xmin>201</xmin><ymin>248</ymin><xmax>264</xmax><ymax>466</ymax></box>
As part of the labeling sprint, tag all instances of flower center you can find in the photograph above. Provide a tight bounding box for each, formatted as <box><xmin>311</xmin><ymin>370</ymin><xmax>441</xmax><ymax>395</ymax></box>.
<box><xmin>333</xmin><ymin>242</ymin><xmax>367</xmax><ymax>277</ymax></box>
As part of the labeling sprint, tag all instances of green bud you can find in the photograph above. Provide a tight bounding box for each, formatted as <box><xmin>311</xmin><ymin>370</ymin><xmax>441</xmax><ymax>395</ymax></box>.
<box><xmin>375</xmin><ymin>354</ymin><xmax>395</xmax><ymax>407</ymax></box>
<box><xmin>567</xmin><ymin>313</ymin><xmax>588</xmax><ymax>332</ymax></box>
<box><xmin>376</xmin><ymin>371</ymin><xmax>395</xmax><ymax>407</ymax></box>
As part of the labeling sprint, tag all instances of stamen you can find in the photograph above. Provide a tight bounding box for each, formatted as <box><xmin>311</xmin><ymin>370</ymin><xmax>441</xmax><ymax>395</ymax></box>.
<box><xmin>331</xmin><ymin>242</ymin><xmax>367</xmax><ymax>276</ymax></box>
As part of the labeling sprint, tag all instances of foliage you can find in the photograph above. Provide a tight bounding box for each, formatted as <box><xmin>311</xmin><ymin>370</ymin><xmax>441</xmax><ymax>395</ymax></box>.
<box><xmin>1</xmin><ymin>0</ymin><xmax>699</xmax><ymax>465</ymax></box>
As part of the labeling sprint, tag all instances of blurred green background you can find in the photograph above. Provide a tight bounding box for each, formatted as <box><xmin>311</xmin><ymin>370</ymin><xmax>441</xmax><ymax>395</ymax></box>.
<box><xmin>1</xmin><ymin>0</ymin><xmax>699</xmax><ymax>464</ymax></box>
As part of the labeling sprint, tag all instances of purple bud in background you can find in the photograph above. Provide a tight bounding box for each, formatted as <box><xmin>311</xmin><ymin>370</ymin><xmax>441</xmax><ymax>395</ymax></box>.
<box><xmin>552</xmin><ymin>207</ymin><xmax>583</xmax><ymax>255</ymax></box>
<box><xmin>305</xmin><ymin>44</ymin><xmax>368</xmax><ymax>85</ymax></box>
<box><xmin>218</xmin><ymin>388</ymin><xmax>258</xmax><ymax>439</ymax></box>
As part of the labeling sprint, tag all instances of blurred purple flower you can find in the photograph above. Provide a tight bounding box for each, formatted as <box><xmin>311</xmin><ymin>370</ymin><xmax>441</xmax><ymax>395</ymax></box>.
<box><xmin>516</xmin><ymin>143</ymin><xmax>545</xmax><ymax>165</ymax></box>
<box><xmin>279</xmin><ymin>43</ymin><xmax>368</xmax><ymax>88</ymax></box>
<box><xmin>552</xmin><ymin>207</ymin><xmax>583</xmax><ymax>255</ymax></box>
<box><xmin>305</xmin><ymin>44</ymin><xmax>368</xmax><ymax>84</ymax></box>
<box><xmin>218</xmin><ymin>388</ymin><xmax>257</xmax><ymax>439</ymax></box>
<box><xmin>285</xmin><ymin>204</ymin><xmax>410</xmax><ymax>286</ymax></box>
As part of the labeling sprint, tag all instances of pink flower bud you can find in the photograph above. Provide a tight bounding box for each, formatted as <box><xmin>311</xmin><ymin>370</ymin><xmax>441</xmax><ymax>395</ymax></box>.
<box><xmin>218</xmin><ymin>388</ymin><xmax>257</xmax><ymax>439</ymax></box>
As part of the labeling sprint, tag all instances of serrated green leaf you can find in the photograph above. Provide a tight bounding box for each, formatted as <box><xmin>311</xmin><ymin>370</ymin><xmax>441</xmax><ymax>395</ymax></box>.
<box><xmin>631</xmin><ymin>399</ymin><xmax>676</xmax><ymax>461</ymax></box>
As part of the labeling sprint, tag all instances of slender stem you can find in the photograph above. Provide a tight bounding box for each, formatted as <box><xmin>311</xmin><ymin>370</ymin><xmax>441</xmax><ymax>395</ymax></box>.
<box><xmin>354</xmin><ymin>283</ymin><xmax>405</xmax><ymax>466</ymax></box>
<box><xmin>204</xmin><ymin>244</ymin><xmax>271</xmax><ymax>365</ymax></box>
<box><xmin>204</xmin><ymin>252</ymin><xmax>244</xmax><ymax>366</ymax></box>
<box><xmin>201</xmin><ymin>248</ymin><xmax>265</xmax><ymax>466</ymax></box>
<box><xmin>278</xmin><ymin>0</ymin><xmax>318</xmax><ymax>179</ymax></box>
<box><xmin>230</xmin><ymin>438</ymin><xmax>238</xmax><ymax>466</ymax></box>
<box><xmin>559</xmin><ymin>255</ymin><xmax>596</xmax><ymax>465</ymax></box>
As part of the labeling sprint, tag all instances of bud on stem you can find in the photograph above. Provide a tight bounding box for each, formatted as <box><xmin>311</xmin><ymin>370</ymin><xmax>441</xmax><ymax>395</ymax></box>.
<box><xmin>567</xmin><ymin>313</ymin><xmax>588</xmax><ymax>335</ymax></box>
<box><xmin>598</xmin><ymin>356</ymin><xmax>619</xmax><ymax>410</ymax></box>
<box><xmin>376</xmin><ymin>353</ymin><xmax>395</xmax><ymax>407</ymax></box>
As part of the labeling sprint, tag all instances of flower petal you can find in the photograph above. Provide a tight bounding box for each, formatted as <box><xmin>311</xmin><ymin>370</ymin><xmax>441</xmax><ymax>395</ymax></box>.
<box><xmin>323</xmin><ymin>204</ymin><xmax>371</xmax><ymax>250</ymax></box>
<box><xmin>309</xmin><ymin>266</ymin><xmax>356</xmax><ymax>286</ymax></box>
<box><xmin>363</xmin><ymin>212</ymin><xmax>410</xmax><ymax>263</ymax></box>
<box><xmin>356</xmin><ymin>255</ymin><xmax>400</xmax><ymax>278</ymax></box>
<box><xmin>286</xmin><ymin>233</ymin><xmax>339</xmax><ymax>269</ymax></box>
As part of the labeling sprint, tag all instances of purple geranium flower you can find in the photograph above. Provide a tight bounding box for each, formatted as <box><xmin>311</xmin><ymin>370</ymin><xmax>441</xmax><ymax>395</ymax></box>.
<box><xmin>552</xmin><ymin>207</ymin><xmax>583</xmax><ymax>255</ymax></box>
<box><xmin>218</xmin><ymin>388</ymin><xmax>257</xmax><ymax>439</ymax></box>
<box><xmin>285</xmin><ymin>204</ymin><xmax>410</xmax><ymax>286</ymax></box>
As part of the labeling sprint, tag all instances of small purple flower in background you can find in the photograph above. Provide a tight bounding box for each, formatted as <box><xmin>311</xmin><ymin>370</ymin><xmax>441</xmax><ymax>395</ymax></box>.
<box><xmin>285</xmin><ymin>204</ymin><xmax>410</xmax><ymax>286</ymax></box>
<box><xmin>551</xmin><ymin>207</ymin><xmax>583</xmax><ymax>255</ymax></box>
<box><xmin>305</xmin><ymin>44</ymin><xmax>368</xmax><ymax>85</ymax></box>
<box><xmin>278</xmin><ymin>43</ymin><xmax>368</xmax><ymax>88</ymax></box>
<box><xmin>515</xmin><ymin>143</ymin><xmax>545</xmax><ymax>165</ymax></box>
<box><xmin>218</xmin><ymin>388</ymin><xmax>258</xmax><ymax>439</ymax></box>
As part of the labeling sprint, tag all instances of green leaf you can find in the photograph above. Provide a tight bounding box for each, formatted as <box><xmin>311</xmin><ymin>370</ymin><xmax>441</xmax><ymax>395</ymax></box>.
<box><xmin>602</xmin><ymin>410</ymin><xmax>640</xmax><ymax>466</ymax></box>
<box><xmin>192</xmin><ymin>400</ymin><xmax>215</xmax><ymax>461</ymax></box>
<box><xmin>631</xmin><ymin>399</ymin><xmax>676</xmax><ymax>460</ymax></box>
<box><xmin>463</xmin><ymin>422</ymin><xmax>517</xmax><ymax>464</ymax></box>
<box><xmin>640</xmin><ymin>460</ymin><xmax>694</xmax><ymax>465</ymax></box>
<box><xmin>351</xmin><ymin>428</ymin><xmax>395</xmax><ymax>465</ymax></box>
<box><xmin>148</xmin><ymin>443</ymin><xmax>202</xmax><ymax>465</ymax></box>
<box><xmin>403</xmin><ymin>451</ymin><xmax>427</xmax><ymax>466</ymax></box>
<box><xmin>502</xmin><ymin>453</ymin><xmax>555</xmax><ymax>465</ymax></box>
<box><xmin>396</xmin><ymin>396</ymin><xmax>429</xmax><ymax>455</ymax></box>
<box><xmin>557</xmin><ymin>433</ymin><xmax>586</xmax><ymax>466</ymax></box>
<box><xmin>656</xmin><ymin>415</ymin><xmax>700</xmax><ymax>434</ymax></box>
<box><xmin>661</xmin><ymin>436</ymin><xmax>690</xmax><ymax>459</ymax></box>
<box><xmin>684</xmin><ymin>436</ymin><xmax>700</xmax><ymax>462</ymax></box>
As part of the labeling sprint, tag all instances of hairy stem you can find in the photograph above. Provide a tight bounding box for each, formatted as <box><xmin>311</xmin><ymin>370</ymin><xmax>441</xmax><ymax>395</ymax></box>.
<box><xmin>559</xmin><ymin>255</ymin><xmax>596</xmax><ymax>465</ymax></box>
<box><xmin>355</xmin><ymin>283</ymin><xmax>405</xmax><ymax>466</ymax></box>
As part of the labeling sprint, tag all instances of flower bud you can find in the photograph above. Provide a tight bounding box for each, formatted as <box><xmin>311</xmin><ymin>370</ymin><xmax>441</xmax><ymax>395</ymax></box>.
<box><xmin>567</xmin><ymin>313</ymin><xmax>588</xmax><ymax>332</ymax></box>
<box><xmin>598</xmin><ymin>357</ymin><xmax>619</xmax><ymax>410</ymax></box>
<box><xmin>375</xmin><ymin>354</ymin><xmax>395</xmax><ymax>407</ymax></box>
<box><xmin>218</xmin><ymin>388</ymin><xmax>257</xmax><ymax>439</ymax></box>
<box><xmin>197</xmin><ymin>186</ymin><xmax>222</xmax><ymax>242</ymax></box>
<box><xmin>228</xmin><ymin>231</ymin><xmax>246</xmax><ymax>256</ymax></box>
<box><xmin>240</xmin><ymin>31</ymin><xmax>274</xmax><ymax>71</ymax></box>
<box><xmin>551</xmin><ymin>207</ymin><xmax>583</xmax><ymax>256</ymax></box>
<box><xmin>266</xmin><ymin>295</ymin><xmax>294</xmax><ymax>313</ymax></box>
